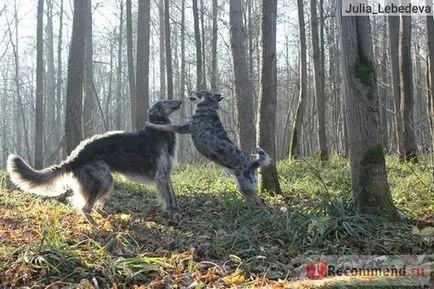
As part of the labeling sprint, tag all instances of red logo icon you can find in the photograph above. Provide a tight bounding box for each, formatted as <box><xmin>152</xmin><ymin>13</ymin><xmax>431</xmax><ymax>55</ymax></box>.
<box><xmin>306</xmin><ymin>261</ymin><xmax>327</xmax><ymax>280</ymax></box>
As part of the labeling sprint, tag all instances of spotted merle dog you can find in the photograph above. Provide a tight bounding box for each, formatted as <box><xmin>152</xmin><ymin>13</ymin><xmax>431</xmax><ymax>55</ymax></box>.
<box><xmin>146</xmin><ymin>91</ymin><xmax>271</xmax><ymax>204</ymax></box>
<box><xmin>7</xmin><ymin>100</ymin><xmax>182</xmax><ymax>224</ymax></box>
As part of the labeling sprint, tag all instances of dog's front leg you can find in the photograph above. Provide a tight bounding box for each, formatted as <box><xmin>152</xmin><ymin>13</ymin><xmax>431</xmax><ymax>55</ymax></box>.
<box><xmin>146</xmin><ymin>122</ymin><xmax>192</xmax><ymax>134</ymax></box>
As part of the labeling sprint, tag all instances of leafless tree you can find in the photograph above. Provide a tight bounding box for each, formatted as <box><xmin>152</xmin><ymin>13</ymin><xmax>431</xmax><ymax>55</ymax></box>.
<box><xmin>399</xmin><ymin>15</ymin><xmax>418</xmax><ymax>162</ymax></box>
<box><xmin>229</xmin><ymin>0</ymin><xmax>256</xmax><ymax>153</ymax></box>
<box><xmin>126</xmin><ymin>0</ymin><xmax>136</xmax><ymax>130</ymax></box>
<box><xmin>290</xmin><ymin>0</ymin><xmax>307</xmax><ymax>159</ymax></box>
<box><xmin>35</xmin><ymin>0</ymin><xmax>44</xmax><ymax>169</ymax></box>
<box><xmin>65</xmin><ymin>0</ymin><xmax>88</xmax><ymax>153</ymax></box>
<box><xmin>257</xmin><ymin>0</ymin><xmax>282</xmax><ymax>195</ymax></box>
<box><xmin>337</xmin><ymin>1</ymin><xmax>400</xmax><ymax>220</ymax></box>
<box><xmin>165</xmin><ymin>0</ymin><xmax>173</xmax><ymax>99</ymax></box>
<box><xmin>310</xmin><ymin>0</ymin><xmax>328</xmax><ymax>161</ymax></box>
<box><xmin>135</xmin><ymin>0</ymin><xmax>151</xmax><ymax>129</ymax></box>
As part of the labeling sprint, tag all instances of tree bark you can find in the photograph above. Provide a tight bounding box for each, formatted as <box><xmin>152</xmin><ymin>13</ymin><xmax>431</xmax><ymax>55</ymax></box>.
<box><xmin>56</xmin><ymin>0</ymin><xmax>63</xmax><ymax>150</ymax></box>
<box><xmin>35</xmin><ymin>0</ymin><xmax>44</xmax><ymax>169</ymax></box>
<box><xmin>200</xmin><ymin>0</ymin><xmax>207</xmax><ymax>89</ymax></box>
<box><xmin>192</xmin><ymin>0</ymin><xmax>204</xmax><ymax>90</ymax></box>
<box><xmin>159</xmin><ymin>0</ymin><xmax>166</xmax><ymax>100</ymax></box>
<box><xmin>126</xmin><ymin>0</ymin><xmax>136</xmax><ymax>130</ymax></box>
<box><xmin>310</xmin><ymin>0</ymin><xmax>328</xmax><ymax>161</ymax></box>
<box><xmin>258</xmin><ymin>0</ymin><xmax>282</xmax><ymax>195</ymax></box>
<box><xmin>45</xmin><ymin>0</ymin><xmax>56</xmax><ymax>160</ymax></box>
<box><xmin>229</xmin><ymin>0</ymin><xmax>257</xmax><ymax>154</ymax></box>
<box><xmin>388</xmin><ymin>16</ymin><xmax>403</xmax><ymax>159</ymax></box>
<box><xmin>116</xmin><ymin>0</ymin><xmax>124</xmax><ymax>129</ymax></box>
<box><xmin>426</xmin><ymin>10</ymin><xmax>434</xmax><ymax>177</ymax></box>
<box><xmin>136</xmin><ymin>0</ymin><xmax>151</xmax><ymax>129</ymax></box>
<box><xmin>165</xmin><ymin>0</ymin><xmax>173</xmax><ymax>99</ymax></box>
<box><xmin>83</xmin><ymin>0</ymin><xmax>97</xmax><ymax>138</ymax></box>
<box><xmin>337</xmin><ymin>2</ymin><xmax>400</xmax><ymax>220</ymax></box>
<box><xmin>290</xmin><ymin>0</ymin><xmax>307</xmax><ymax>159</ymax></box>
<box><xmin>399</xmin><ymin>15</ymin><xmax>418</xmax><ymax>162</ymax></box>
<box><xmin>65</xmin><ymin>0</ymin><xmax>87</xmax><ymax>153</ymax></box>
<box><xmin>211</xmin><ymin>0</ymin><xmax>218</xmax><ymax>91</ymax></box>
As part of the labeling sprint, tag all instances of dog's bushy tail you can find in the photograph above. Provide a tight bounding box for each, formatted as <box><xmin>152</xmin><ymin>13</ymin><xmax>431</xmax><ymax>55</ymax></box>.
<box><xmin>249</xmin><ymin>148</ymin><xmax>271</xmax><ymax>171</ymax></box>
<box><xmin>7</xmin><ymin>154</ymin><xmax>68</xmax><ymax>197</ymax></box>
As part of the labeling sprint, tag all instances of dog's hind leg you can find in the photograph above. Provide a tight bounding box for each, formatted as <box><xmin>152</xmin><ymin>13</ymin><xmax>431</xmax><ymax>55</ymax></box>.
<box><xmin>74</xmin><ymin>162</ymin><xmax>114</xmax><ymax>225</ymax></box>
<box><xmin>233</xmin><ymin>169</ymin><xmax>264</xmax><ymax>205</ymax></box>
<box><xmin>154</xmin><ymin>155</ymin><xmax>178</xmax><ymax>217</ymax></box>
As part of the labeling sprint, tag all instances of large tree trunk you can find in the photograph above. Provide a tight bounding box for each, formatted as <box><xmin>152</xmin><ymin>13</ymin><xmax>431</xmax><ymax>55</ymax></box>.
<box><xmin>35</xmin><ymin>0</ymin><xmax>44</xmax><ymax>169</ymax></box>
<box><xmin>379</xmin><ymin>20</ymin><xmax>388</xmax><ymax>149</ymax></box>
<box><xmin>45</xmin><ymin>0</ymin><xmax>56</xmax><ymax>161</ymax></box>
<box><xmin>200</xmin><ymin>0</ymin><xmax>207</xmax><ymax>89</ymax></box>
<box><xmin>211</xmin><ymin>0</ymin><xmax>218</xmax><ymax>91</ymax></box>
<box><xmin>192</xmin><ymin>0</ymin><xmax>204</xmax><ymax>90</ymax></box>
<box><xmin>337</xmin><ymin>3</ymin><xmax>400</xmax><ymax>220</ymax></box>
<box><xmin>426</xmin><ymin>11</ymin><xmax>434</xmax><ymax>177</ymax></box>
<box><xmin>399</xmin><ymin>15</ymin><xmax>418</xmax><ymax>162</ymax></box>
<box><xmin>65</xmin><ymin>0</ymin><xmax>87</xmax><ymax>153</ymax></box>
<box><xmin>56</xmin><ymin>0</ymin><xmax>63</xmax><ymax>154</ymax></box>
<box><xmin>126</xmin><ymin>0</ymin><xmax>136</xmax><ymax>130</ymax></box>
<box><xmin>258</xmin><ymin>0</ymin><xmax>282</xmax><ymax>195</ymax></box>
<box><xmin>229</xmin><ymin>0</ymin><xmax>256</xmax><ymax>154</ymax></box>
<box><xmin>165</xmin><ymin>0</ymin><xmax>173</xmax><ymax>99</ymax></box>
<box><xmin>116</xmin><ymin>0</ymin><xmax>124</xmax><ymax>130</ymax></box>
<box><xmin>179</xmin><ymin>0</ymin><xmax>188</xmax><ymax>162</ymax></box>
<box><xmin>290</xmin><ymin>0</ymin><xmax>307</xmax><ymax>159</ymax></box>
<box><xmin>310</xmin><ymin>0</ymin><xmax>328</xmax><ymax>161</ymax></box>
<box><xmin>135</xmin><ymin>0</ymin><xmax>151</xmax><ymax>129</ymax></box>
<box><xmin>159</xmin><ymin>0</ymin><xmax>166</xmax><ymax>100</ymax></box>
<box><xmin>388</xmin><ymin>16</ymin><xmax>403</xmax><ymax>159</ymax></box>
<box><xmin>83</xmin><ymin>0</ymin><xmax>97</xmax><ymax>138</ymax></box>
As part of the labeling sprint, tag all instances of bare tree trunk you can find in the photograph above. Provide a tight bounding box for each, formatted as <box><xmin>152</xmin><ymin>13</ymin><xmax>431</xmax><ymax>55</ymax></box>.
<box><xmin>179</xmin><ymin>0</ymin><xmax>188</xmax><ymax>161</ymax></box>
<box><xmin>83</xmin><ymin>0</ymin><xmax>97</xmax><ymax>138</ymax></box>
<box><xmin>116</xmin><ymin>0</ymin><xmax>124</xmax><ymax>129</ymax></box>
<box><xmin>337</xmin><ymin>3</ymin><xmax>400</xmax><ymax>220</ymax></box>
<box><xmin>45</xmin><ymin>0</ymin><xmax>56</xmax><ymax>161</ymax></box>
<box><xmin>65</xmin><ymin>0</ymin><xmax>87</xmax><ymax>153</ymax></box>
<box><xmin>310</xmin><ymin>0</ymin><xmax>328</xmax><ymax>161</ymax></box>
<box><xmin>192</xmin><ymin>0</ymin><xmax>204</xmax><ymax>90</ymax></box>
<box><xmin>399</xmin><ymin>15</ymin><xmax>418</xmax><ymax>162</ymax></box>
<box><xmin>159</xmin><ymin>0</ymin><xmax>166</xmax><ymax>100</ymax></box>
<box><xmin>106</xmin><ymin>42</ymin><xmax>114</xmax><ymax>129</ymax></box>
<box><xmin>200</xmin><ymin>0</ymin><xmax>207</xmax><ymax>89</ymax></box>
<box><xmin>165</xmin><ymin>0</ymin><xmax>173</xmax><ymax>99</ymax></box>
<box><xmin>290</xmin><ymin>0</ymin><xmax>307</xmax><ymax>159</ymax></box>
<box><xmin>258</xmin><ymin>0</ymin><xmax>282</xmax><ymax>195</ymax></box>
<box><xmin>35</xmin><ymin>0</ymin><xmax>44</xmax><ymax>169</ymax></box>
<box><xmin>426</xmin><ymin>11</ymin><xmax>434</xmax><ymax>177</ymax></box>
<box><xmin>211</xmin><ymin>0</ymin><xmax>218</xmax><ymax>91</ymax></box>
<box><xmin>56</xmin><ymin>0</ymin><xmax>63</xmax><ymax>152</ymax></box>
<box><xmin>230</xmin><ymin>0</ymin><xmax>256</xmax><ymax>153</ymax></box>
<box><xmin>126</xmin><ymin>0</ymin><xmax>136</xmax><ymax>130</ymax></box>
<box><xmin>379</xmin><ymin>19</ymin><xmax>388</xmax><ymax>149</ymax></box>
<box><xmin>388</xmin><ymin>16</ymin><xmax>403</xmax><ymax>159</ymax></box>
<box><xmin>136</xmin><ymin>0</ymin><xmax>151</xmax><ymax>129</ymax></box>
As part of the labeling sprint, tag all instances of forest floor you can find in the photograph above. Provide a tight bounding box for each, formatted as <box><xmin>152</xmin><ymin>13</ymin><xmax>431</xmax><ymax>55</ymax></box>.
<box><xmin>0</xmin><ymin>156</ymin><xmax>432</xmax><ymax>288</ymax></box>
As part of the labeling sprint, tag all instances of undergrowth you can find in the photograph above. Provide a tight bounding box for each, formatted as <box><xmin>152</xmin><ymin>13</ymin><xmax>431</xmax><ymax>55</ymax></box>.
<box><xmin>0</xmin><ymin>155</ymin><xmax>432</xmax><ymax>288</ymax></box>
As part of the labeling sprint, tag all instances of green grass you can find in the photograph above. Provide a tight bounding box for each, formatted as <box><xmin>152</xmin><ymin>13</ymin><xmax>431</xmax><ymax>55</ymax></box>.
<box><xmin>0</xmin><ymin>155</ymin><xmax>432</xmax><ymax>288</ymax></box>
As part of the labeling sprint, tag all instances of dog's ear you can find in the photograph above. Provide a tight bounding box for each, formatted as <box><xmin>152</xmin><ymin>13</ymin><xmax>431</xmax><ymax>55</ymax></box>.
<box><xmin>216</xmin><ymin>94</ymin><xmax>223</xmax><ymax>101</ymax></box>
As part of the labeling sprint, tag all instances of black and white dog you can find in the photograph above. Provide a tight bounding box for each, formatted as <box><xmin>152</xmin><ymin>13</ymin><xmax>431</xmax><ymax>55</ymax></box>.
<box><xmin>7</xmin><ymin>100</ymin><xmax>182</xmax><ymax>223</ymax></box>
<box><xmin>147</xmin><ymin>91</ymin><xmax>270</xmax><ymax>204</ymax></box>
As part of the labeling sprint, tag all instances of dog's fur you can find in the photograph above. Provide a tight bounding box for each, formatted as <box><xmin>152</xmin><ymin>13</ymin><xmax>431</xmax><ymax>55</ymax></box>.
<box><xmin>146</xmin><ymin>91</ymin><xmax>271</xmax><ymax>203</ymax></box>
<box><xmin>7</xmin><ymin>100</ymin><xmax>182</xmax><ymax>223</ymax></box>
